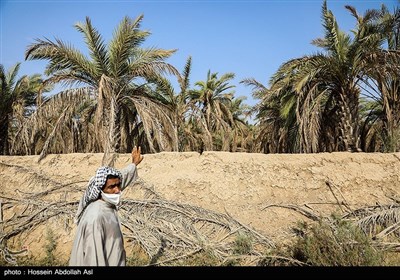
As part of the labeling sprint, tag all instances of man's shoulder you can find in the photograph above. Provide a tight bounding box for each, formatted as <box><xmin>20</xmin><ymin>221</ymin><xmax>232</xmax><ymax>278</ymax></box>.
<box><xmin>121</xmin><ymin>163</ymin><xmax>136</xmax><ymax>175</ymax></box>
<box><xmin>81</xmin><ymin>200</ymin><xmax>108</xmax><ymax>222</ymax></box>
<box><xmin>86</xmin><ymin>199</ymin><xmax>103</xmax><ymax>209</ymax></box>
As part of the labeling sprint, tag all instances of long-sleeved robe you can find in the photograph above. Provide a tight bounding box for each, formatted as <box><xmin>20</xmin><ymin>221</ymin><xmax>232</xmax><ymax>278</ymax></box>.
<box><xmin>69</xmin><ymin>163</ymin><xmax>137</xmax><ymax>266</ymax></box>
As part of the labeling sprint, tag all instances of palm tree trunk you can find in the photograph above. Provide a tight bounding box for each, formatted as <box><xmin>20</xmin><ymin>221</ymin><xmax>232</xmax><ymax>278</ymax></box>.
<box><xmin>381</xmin><ymin>80</ymin><xmax>400</xmax><ymax>152</ymax></box>
<box><xmin>97</xmin><ymin>75</ymin><xmax>121</xmax><ymax>167</ymax></box>
<box><xmin>0</xmin><ymin>116</ymin><xmax>9</xmax><ymax>155</ymax></box>
<box><xmin>102</xmin><ymin>96</ymin><xmax>120</xmax><ymax>167</ymax></box>
<box><xmin>338</xmin><ymin>90</ymin><xmax>361</xmax><ymax>152</ymax></box>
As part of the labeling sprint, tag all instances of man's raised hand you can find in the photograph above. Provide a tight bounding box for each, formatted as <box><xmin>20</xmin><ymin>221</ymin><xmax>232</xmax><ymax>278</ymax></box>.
<box><xmin>132</xmin><ymin>146</ymin><xmax>144</xmax><ymax>166</ymax></box>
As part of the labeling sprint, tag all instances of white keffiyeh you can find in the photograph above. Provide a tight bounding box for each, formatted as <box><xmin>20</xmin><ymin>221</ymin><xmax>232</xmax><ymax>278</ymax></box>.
<box><xmin>74</xmin><ymin>166</ymin><xmax>122</xmax><ymax>224</ymax></box>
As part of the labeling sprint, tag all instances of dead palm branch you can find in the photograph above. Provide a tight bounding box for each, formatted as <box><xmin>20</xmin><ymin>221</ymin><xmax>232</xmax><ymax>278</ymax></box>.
<box><xmin>343</xmin><ymin>204</ymin><xmax>400</xmax><ymax>240</ymax></box>
<box><xmin>10</xmin><ymin>88</ymin><xmax>94</xmax><ymax>157</ymax></box>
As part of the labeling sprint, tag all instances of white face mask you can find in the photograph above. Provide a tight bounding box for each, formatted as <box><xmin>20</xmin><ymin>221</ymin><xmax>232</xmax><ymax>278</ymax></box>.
<box><xmin>101</xmin><ymin>191</ymin><xmax>122</xmax><ymax>206</ymax></box>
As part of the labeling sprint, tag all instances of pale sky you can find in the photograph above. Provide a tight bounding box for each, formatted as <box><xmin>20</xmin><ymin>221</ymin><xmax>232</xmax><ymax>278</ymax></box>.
<box><xmin>1</xmin><ymin>0</ymin><xmax>398</xmax><ymax>107</ymax></box>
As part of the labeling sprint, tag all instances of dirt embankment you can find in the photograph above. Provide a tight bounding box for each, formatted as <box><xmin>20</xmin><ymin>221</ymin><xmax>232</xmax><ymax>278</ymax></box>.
<box><xmin>1</xmin><ymin>151</ymin><xmax>399</xmax><ymax>263</ymax></box>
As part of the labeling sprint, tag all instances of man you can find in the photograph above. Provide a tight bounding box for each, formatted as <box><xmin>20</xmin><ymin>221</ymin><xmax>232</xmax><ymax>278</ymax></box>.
<box><xmin>69</xmin><ymin>146</ymin><xmax>144</xmax><ymax>266</ymax></box>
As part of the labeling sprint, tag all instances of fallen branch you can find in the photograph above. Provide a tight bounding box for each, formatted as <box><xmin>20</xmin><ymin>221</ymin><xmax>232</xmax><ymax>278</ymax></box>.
<box><xmin>262</xmin><ymin>203</ymin><xmax>320</xmax><ymax>222</ymax></box>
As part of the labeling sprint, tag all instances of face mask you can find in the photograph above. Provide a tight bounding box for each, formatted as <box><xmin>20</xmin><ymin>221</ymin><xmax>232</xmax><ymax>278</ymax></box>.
<box><xmin>101</xmin><ymin>191</ymin><xmax>122</xmax><ymax>206</ymax></box>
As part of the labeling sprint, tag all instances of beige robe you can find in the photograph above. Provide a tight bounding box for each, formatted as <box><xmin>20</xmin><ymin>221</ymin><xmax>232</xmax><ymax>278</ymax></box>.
<box><xmin>69</xmin><ymin>163</ymin><xmax>137</xmax><ymax>266</ymax></box>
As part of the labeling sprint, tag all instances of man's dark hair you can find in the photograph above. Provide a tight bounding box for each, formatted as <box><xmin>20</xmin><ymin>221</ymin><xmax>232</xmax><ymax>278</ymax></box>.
<box><xmin>101</xmin><ymin>174</ymin><xmax>121</xmax><ymax>191</ymax></box>
<box><xmin>106</xmin><ymin>174</ymin><xmax>120</xmax><ymax>180</ymax></box>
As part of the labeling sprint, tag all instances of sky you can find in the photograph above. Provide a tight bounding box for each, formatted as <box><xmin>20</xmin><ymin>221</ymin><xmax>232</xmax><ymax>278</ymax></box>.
<box><xmin>1</xmin><ymin>0</ymin><xmax>398</xmax><ymax>108</ymax></box>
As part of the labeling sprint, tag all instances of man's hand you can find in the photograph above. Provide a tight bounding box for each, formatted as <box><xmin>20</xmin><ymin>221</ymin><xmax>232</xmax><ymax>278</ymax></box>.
<box><xmin>132</xmin><ymin>146</ymin><xmax>144</xmax><ymax>166</ymax></box>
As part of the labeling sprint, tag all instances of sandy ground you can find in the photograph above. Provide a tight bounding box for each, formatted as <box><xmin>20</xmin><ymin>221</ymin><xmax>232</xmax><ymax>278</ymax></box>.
<box><xmin>1</xmin><ymin>151</ymin><xmax>399</xmax><ymax>263</ymax></box>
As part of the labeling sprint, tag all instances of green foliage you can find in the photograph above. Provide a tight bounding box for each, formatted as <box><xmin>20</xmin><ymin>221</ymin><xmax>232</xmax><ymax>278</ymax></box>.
<box><xmin>184</xmin><ymin>250</ymin><xmax>220</xmax><ymax>266</ymax></box>
<box><xmin>43</xmin><ymin>228</ymin><xmax>57</xmax><ymax>265</ymax></box>
<box><xmin>126</xmin><ymin>245</ymin><xmax>150</xmax><ymax>266</ymax></box>
<box><xmin>291</xmin><ymin>217</ymin><xmax>384</xmax><ymax>266</ymax></box>
<box><xmin>171</xmin><ymin>249</ymin><xmax>220</xmax><ymax>266</ymax></box>
<box><xmin>233</xmin><ymin>233</ymin><xmax>253</xmax><ymax>255</ymax></box>
<box><xmin>257</xmin><ymin>245</ymin><xmax>298</xmax><ymax>266</ymax></box>
<box><xmin>382</xmin><ymin>127</ymin><xmax>400</xmax><ymax>152</ymax></box>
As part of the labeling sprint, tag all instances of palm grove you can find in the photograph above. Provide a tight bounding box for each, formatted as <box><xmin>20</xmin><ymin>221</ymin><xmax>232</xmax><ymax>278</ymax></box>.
<box><xmin>1</xmin><ymin>1</ymin><xmax>399</xmax><ymax>166</ymax></box>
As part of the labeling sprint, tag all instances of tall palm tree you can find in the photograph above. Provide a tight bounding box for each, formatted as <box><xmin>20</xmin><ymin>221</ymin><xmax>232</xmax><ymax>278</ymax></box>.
<box><xmin>0</xmin><ymin>63</ymin><xmax>48</xmax><ymax>155</ymax></box>
<box><xmin>226</xmin><ymin>95</ymin><xmax>253</xmax><ymax>152</ymax></box>
<box><xmin>240</xmin><ymin>78</ymin><xmax>272</xmax><ymax>153</ymax></box>
<box><xmin>358</xmin><ymin>5</ymin><xmax>400</xmax><ymax>152</ymax></box>
<box><xmin>25</xmin><ymin>15</ymin><xmax>179</xmax><ymax>165</ymax></box>
<box><xmin>189</xmin><ymin>70</ymin><xmax>236</xmax><ymax>151</ymax></box>
<box><xmin>145</xmin><ymin>56</ymin><xmax>198</xmax><ymax>152</ymax></box>
<box><xmin>358</xmin><ymin>97</ymin><xmax>383</xmax><ymax>152</ymax></box>
<box><xmin>268</xmin><ymin>0</ymin><xmax>383</xmax><ymax>153</ymax></box>
<box><xmin>241</xmin><ymin>78</ymin><xmax>298</xmax><ymax>153</ymax></box>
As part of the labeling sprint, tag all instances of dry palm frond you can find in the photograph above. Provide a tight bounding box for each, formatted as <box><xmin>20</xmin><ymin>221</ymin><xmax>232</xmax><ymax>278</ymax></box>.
<box><xmin>325</xmin><ymin>180</ymin><xmax>352</xmax><ymax>214</ymax></box>
<box><xmin>343</xmin><ymin>204</ymin><xmax>400</xmax><ymax>238</ymax></box>
<box><xmin>134</xmin><ymin>177</ymin><xmax>163</xmax><ymax>200</ymax></box>
<box><xmin>373</xmin><ymin>221</ymin><xmax>400</xmax><ymax>240</ymax></box>
<box><xmin>0</xmin><ymin>160</ymin><xmax>86</xmax><ymax>199</ymax></box>
<box><xmin>10</xmin><ymin>88</ymin><xmax>94</xmax><ymax>157</ymax></box>
<box><xmin>128</xmin><ymin>95</ymin><xmax>178</xmax><ymax>153</ymax></box>
<box><xmin>262</xmin><ymin>203</ymin><xmax>321</xmax><ymax>221</ymax></box>
<box><xmin>371</xmin><ymin>241</ymin><xmax>400</xmax><ymax>252</ymax></box>
<box><xmin>119</xmin><ymin>197</ymin><xmax>274</xmax><ymax>265</ymax></box>
<box><xmin>0</xmin><ymin>244</ymin><xmax>29</xmax><ymax>266</ymax></box>
<box><xmin>38</xmin><ymin>105</ymin><xmax>71</xmax><ymax>162</ymax></box>
<box><xmin>0</xmin><ymin>198</ymin><xmax>76</xmax><ymax>241</ymax></box>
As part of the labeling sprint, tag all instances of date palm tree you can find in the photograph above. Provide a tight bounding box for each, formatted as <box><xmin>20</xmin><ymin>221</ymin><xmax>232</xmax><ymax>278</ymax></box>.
<box><xmin>359</xmin><ymin>5</ymin><xmax>400</xmax><ymax>152</ymax></box>
<box><xmin>268</xmin><ymin>0</ymin><xmax>384</xmax><ymax>153</ymax></box>
<box><xmin>241</xmin><ymin>78</ymin><xmax>298</xmax><ymax>153</ymax></box>
<box><xmin>146</xmin><ymin>56</ymin><xmax>198</xmax><ymax>152</ymax></box>
<box><xmin>25</xmin><ymin>15</ymin><xmax>179</xmax><ymax>165</ymax></box>
<box><xmin>189</xmin><ymin>70</ymin><xmax>236</xmax><ymax>151</ymax></box>
<box><xmin>227</xmin><ymin>95</ymin><xmax>253</xmax><ymax>152</ymax></box>
<box><xmin>0</xmin><ymin>63</ymin><xmax>49</xmax><ymax>155</ymax></box>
